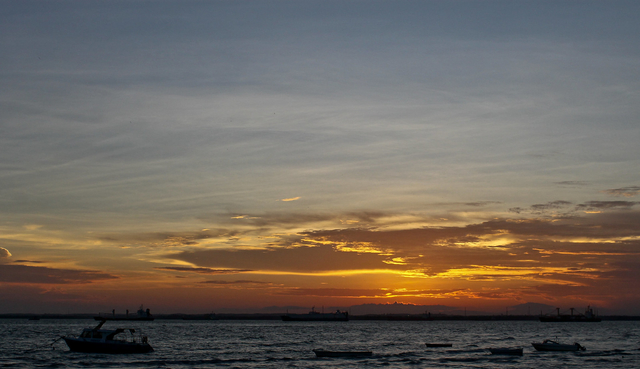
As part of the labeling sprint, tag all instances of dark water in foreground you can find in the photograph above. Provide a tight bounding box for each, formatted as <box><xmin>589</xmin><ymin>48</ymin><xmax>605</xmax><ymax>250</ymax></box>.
<box><xmin>2</xmin><ymin>319</ymin><xmax>639</xmax><ymax>368</ymax></box>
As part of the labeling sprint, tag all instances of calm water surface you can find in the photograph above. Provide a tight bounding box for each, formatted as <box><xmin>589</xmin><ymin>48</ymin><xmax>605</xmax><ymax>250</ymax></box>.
<box><xmin>2</xmin><ymin>319</ymin><xmax>639</xmax><ymax>368</ymax></box>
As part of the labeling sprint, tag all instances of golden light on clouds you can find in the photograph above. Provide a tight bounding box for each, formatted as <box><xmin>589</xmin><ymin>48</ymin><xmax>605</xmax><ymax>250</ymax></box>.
<box><xmin>432</xmin><ymin>265</ymin><xmax>583</xmax><ymax>281</ymax></box>
<box><xmin>281</xmin><ymin>197</ymin><xmax>301</xmax><ymax>202</ymax></box>
<box><xmin>0</xmin><ymin>247</ymin><xmax>11</xmax><ymax>258</ymax></box>
<box><xmin>23</xmin><ymin>224</ymin><xmax>43</xmax><ymax>231</ymax></box>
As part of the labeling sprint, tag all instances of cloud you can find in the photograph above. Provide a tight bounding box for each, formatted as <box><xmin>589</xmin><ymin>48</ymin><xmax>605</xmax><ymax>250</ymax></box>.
<box><xmin>100</xmin><ymin>229</ymin><xmax>242</xmax><ymax>248</ymax></box>
<box><xmin>463</xmin><ymin>201</ymin><xmax>502</xmax><ymax>207</ymax></box>
<box><xmin>172</xmin><ymin>244</ymin><xmax>396</xmax><ymax>274</ymax></box>
<box><xmin>530</xmin><ymin>200</ymin><xmax>573</xmax><ymax>211</ymax></box>
<box><xmin>168</xmin><ymin>209</ymin><xmax>640</xmax><ymax>285</ymax></box>
<box><xmin>509</xmin><ymin>200</ymin><xmax>572</xmax><ymax>214</ymax></box>
<box><xmin>0</xmin><ymin>248</ymin><xmax>11</xmax><ymax>259</ymax></box>
<box><xmin>155</xmin><ymin>266</ymin><xmax>252</xmax><ymax>275</ymax></box>
<box><xmin>602</xmin><ymin>186</ymin><xmax>640</xmax><ymax>197</ymax></box>
<box><xmin>0</xmin><ymin>264</ymin><xmax>118</xmax><ymax>284</ymax></box>
<box><xmin>199</xmin><ymin>280</ymin><xmax>273</xmax><ymax>285</ymax></box>
<box><xmin>555</xmin><ymin>181</ymin><xmax>589</xmax><ymax>187</ymax></box>
<box><xmin>273</xmin><ymin>287</ymin><xmax>467</xmax><ymax>298</ymax></box>
<box><xmin>281</xmin><ymin>197</ymin><xmax>301</xmax><ymax>202</ymax></box>
<box><xmin>23</xmin><ymin>224</ymin><xmax>43</xmax><ymax>231</ymax></box>
<box><xmin>575</xmin><ymin>201</ymin><xmax>639</xmax><ymax>211</ymax></box>
<box><xmin>12</xmin><ymin>260</ymin><xmax>45</xmax><ymax>264</ymax></box>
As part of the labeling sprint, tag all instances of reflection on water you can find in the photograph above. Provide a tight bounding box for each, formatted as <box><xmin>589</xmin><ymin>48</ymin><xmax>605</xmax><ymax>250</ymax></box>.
<box><xmin>2</xmin><ymin>319</ymin><xmax>639</xmax><ymax>368</ymax></box>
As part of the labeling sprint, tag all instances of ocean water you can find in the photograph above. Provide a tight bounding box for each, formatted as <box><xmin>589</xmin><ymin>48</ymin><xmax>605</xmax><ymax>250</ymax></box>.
<box><xmin>2</xmin><ymin>319</ymin><xmax>639</xmax><ymax>368</ymax></box>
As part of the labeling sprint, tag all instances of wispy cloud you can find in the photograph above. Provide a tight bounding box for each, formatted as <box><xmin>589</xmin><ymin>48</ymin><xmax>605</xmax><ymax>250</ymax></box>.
<box><xmin>602</xmin><ymin>186</ymin><xmax>640</xmax><ymax>197</ymax></box>
<box><xmin>155</xmin><ymin>266</ymin><xmax>252</xmax><ymax>275</ymax></box>
<box><xmin>199</xmin><ymin>280</ymin><xmax>274</xmax><ymax>285</ymax></box>
<box><xmin>0</xmin><ymin>264</ymin><xmax>118</xmax><ymax>284</ymax></box>
<box><xmin>575</xmin><ymin>201</ymin><xmax>639</xmax><ymax>211</ymax></box>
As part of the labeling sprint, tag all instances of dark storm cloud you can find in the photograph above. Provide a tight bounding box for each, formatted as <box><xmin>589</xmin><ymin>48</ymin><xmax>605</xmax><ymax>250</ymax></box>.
<box><xmin>0</xmin><ymin>264</ymin><xmax>118</xmax><ymax>284</ymax></box>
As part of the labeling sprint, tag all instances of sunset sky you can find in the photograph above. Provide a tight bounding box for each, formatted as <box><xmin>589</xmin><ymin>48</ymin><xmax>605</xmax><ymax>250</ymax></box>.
<box><xmin>2</xmin><ymin>0</ymin><xmax>640</xmax><ymax>315</ymax></box>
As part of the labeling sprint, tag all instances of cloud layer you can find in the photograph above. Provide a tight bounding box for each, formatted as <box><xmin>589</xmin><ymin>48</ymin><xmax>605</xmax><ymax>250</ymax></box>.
<box><xmin>1</xmin><ymin>1</ymin><xmax>639</xmax><ymax>314</ymax></box>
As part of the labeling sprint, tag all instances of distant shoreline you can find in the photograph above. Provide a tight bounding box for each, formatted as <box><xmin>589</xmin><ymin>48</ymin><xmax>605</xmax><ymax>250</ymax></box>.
<box><xmin>4</xmin><ymin>313</ymin><xmax>640</xmax><ymax>321</ymax></box>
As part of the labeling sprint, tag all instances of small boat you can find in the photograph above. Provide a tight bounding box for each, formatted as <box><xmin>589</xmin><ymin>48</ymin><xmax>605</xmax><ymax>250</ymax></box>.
<box><xmin>62</xmin><ymin>320</ymin><xmax>153</xmax><ymax>353</ymax></box>
<box><xmin>426</xmin><ymin>343</ymin><xmax>453</xmax><ymax>347</ymax></box>
<box><xmin>532</xmin><ymin>339</ymin><xmax>585</xmax><ymax>351</ymax></box>
<box><xmin>313</xmin><ymin>349</ymin><xmax>372</xmax><ymax>357</ymax></box>
<box><xmin>489</xmin><ymin>347</ymin><xmax>523</xmax><ymax>355</ymax></box>
<box><xmin>282</xmin><ymin>307</ymin><xmax>349</xmax><ymax>321</ymax></box>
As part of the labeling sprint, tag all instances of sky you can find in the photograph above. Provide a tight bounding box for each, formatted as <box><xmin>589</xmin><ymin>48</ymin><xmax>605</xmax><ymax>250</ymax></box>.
<box><xmin>1</xmin><ymin>0</ymin><xmax>640</xmax><ymax>315</ymax></box>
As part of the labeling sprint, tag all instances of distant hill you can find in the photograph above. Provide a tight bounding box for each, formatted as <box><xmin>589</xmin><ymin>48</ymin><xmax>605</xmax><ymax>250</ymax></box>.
<box><xmin>347</xmin><ymin>302</ymin><xmax>486</xmax><ymax>316</ymax></box>
<box><xmin>506</xmin><ymin>302</ymin><xmax>557</xmax><ymax>316</ymax></box>
<box><xmin>214</xmin><ymin>301</ymin><xmax>590</xmax><ymax>316</ymax></box>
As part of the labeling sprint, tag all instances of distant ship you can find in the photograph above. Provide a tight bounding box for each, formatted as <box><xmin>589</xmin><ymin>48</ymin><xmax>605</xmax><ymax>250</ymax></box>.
<box><xmin>539</xmin><ymin>306</ymin><xmax>601</xmax><ymax>322</ymax></box>
<box><xmin>281</xmin><ymin>307</ymin><xmax>349</xmax><ymax>321</ymax></box>
<box><xmin>94</xmin><ymin>305</ymin><xmax>154</xmax><ymax>321</ymax></box>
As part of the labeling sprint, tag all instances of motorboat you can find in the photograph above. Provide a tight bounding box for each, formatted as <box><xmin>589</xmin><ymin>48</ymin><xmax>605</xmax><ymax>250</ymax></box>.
<box><xmin>489</xmin><ymin>347</ymin><xmax>523</xmax><ymax>355</ymax></box>
<box><xmin>532</xmin><ymin>339</ymin><xmax>585</xmax><ymax>351</ymax></box>
<box><xmin>62</xmin><ymin>320</ymin><xmax>153</xmax><ymax>353</ymax></box>
<box><xmin>426</xmin><ymin>343</ymin><xmax>452</xmax><ymax>347</ymax></box>
<box><xmin>313</xmin><ymin>349</ymin><xmax>372</xmax><ymax>357</ymax></box>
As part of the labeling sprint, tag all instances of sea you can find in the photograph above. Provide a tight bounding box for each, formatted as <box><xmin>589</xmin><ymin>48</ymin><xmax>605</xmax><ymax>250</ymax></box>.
<box><xmin>2</xmin><ymin>319</ymin><xmax>639</xmax><ymax>368</ymax></box>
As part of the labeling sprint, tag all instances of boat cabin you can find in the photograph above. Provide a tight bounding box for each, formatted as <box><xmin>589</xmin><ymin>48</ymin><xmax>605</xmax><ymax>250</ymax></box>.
<box><xmin>79</xmin><ymin>327</ymin><xmax>136</xmax><ymax>341</ymax></box>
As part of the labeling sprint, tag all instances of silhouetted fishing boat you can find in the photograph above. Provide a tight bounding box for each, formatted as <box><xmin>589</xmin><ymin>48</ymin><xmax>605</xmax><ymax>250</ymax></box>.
<box><xmin>282</xmin><ymin>307</ymin><xmax>348</xmax><ymax>321</ymax></box>
<box><xmin>532</xmin><ymin>339</ymin><xmax>585</xmax><ymax>351</ymax></box>
<box><xmin>62</xmin><ymin>320</ymin><xmax>153</xmax><ymax>353</ymax></box>
<box><xmin>313</xmin><ymin>349</ymin><xmax>372</xmax><ymax>357</ymax></box>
